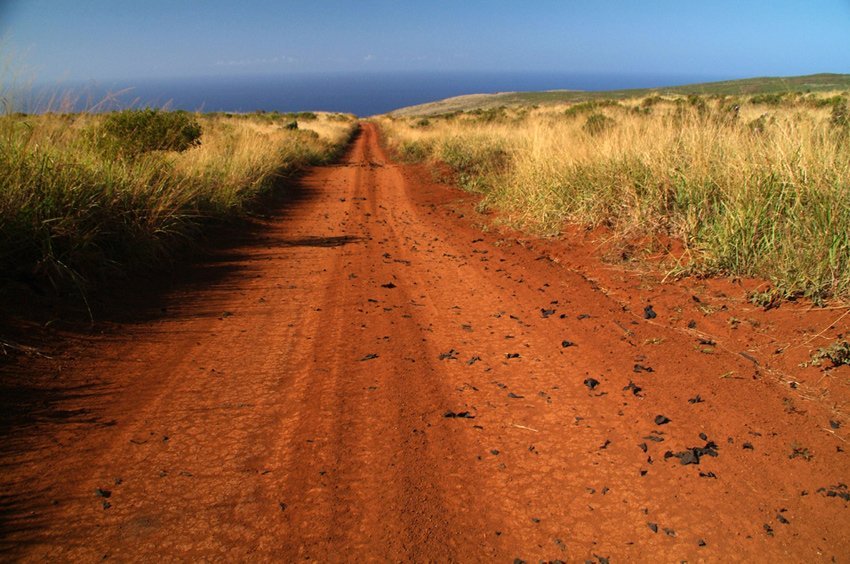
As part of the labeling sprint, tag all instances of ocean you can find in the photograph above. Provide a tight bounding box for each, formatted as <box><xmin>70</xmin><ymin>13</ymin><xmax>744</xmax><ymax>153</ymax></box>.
<box><xmin>28</xmin><ymin>71</ymin><xmax>723</xmax><ymax>117</ymax></box>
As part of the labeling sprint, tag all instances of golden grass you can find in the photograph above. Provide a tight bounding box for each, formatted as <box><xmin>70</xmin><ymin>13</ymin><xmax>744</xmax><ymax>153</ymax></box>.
<box><xmin>0</xmin><ymin>111</ymin><xmax>356</xmax><ymax>289</ymax></box>
<box><xmin>378</xmin><ymin>93</ymin><xmax>850</xmax><ymax>301</ymax></box>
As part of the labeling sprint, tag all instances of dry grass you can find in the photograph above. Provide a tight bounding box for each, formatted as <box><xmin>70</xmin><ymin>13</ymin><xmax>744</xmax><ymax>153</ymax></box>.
<box><xmin>378</xmin><ymin>93</ymin><xmax>850</xmax><ymax>301</ymax></box>
<box><xmin>0</xmin><ymin>111</ymin><xmax>356</xmax><ymax>290</ymax></box>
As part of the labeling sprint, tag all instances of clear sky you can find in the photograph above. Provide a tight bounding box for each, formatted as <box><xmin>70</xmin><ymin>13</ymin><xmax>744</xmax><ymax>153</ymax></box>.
<box><xmin>2</xmin><ymin>0</ymin><xmax>849</xmax><ymax>83</ymax></box>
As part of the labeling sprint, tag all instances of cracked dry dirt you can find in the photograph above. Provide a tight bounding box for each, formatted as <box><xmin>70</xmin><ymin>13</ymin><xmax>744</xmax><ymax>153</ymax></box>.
<box><xmin>2</xmin><ymin>123</ymin><xmax>849</xmax><ymax>562</ymax></box>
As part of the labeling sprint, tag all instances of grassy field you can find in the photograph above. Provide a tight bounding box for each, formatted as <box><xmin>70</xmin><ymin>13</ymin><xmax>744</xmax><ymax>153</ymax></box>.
<box><xmin>391</xmin><ymin>73</ymin><xmax>850</xmax><ymax>116</ymax></box>
<box><xmin>0</xmin><ymin>109</ymin><xmax>356</xmax><ymax>294</ymax></box>
<box><xmin>379</xmin><ymin>89</ymin><xmax>850</xmax><ymax>302</ymax></box>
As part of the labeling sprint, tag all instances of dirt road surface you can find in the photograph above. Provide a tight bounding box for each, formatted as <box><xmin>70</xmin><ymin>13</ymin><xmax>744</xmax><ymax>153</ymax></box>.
<box><xmin>2</xmin><ymin>123</ymin><xmax>849</xmax><ymax>561</ymax></box>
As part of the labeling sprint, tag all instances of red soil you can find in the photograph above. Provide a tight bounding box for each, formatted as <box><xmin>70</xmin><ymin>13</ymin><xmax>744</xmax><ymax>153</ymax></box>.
<box><xmin>2</xmin><ymin>123</ymin><xmax>849</xmax><ymax>561</ymax></box>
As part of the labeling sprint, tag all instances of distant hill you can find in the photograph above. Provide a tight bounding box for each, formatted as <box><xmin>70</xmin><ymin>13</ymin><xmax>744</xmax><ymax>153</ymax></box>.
<box><xmin>388</xmin><ymin>73</ymin><xmax>850</xmax><ymax>116</ymax></box>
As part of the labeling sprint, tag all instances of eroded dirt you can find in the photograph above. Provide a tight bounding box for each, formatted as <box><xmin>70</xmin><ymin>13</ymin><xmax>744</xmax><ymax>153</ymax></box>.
<box><xmin>2</xmin><ymin>123</ymin><xmax>849</xmax><ymax>562</ymax></box>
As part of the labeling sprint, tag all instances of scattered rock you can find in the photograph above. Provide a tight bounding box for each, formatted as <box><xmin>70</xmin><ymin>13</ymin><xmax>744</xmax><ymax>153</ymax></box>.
<box><xmin>561</xmin><ymin>340</ymin><xmax>576</xmax><ymax>348</ymax></box>
<box><xmin>644</xmin><ymin>305</ymin><xmax>657</xmax><ymax>319</ymax></box>
<box><xmin>698</xmin><ymin>539</ymin><xmax>707</xmax><ymax>547</ymax></box>
<box><xmin>830</xmin><ymin>420</ymin><xmax>841</xmax><ymax>429</ymax></box>
<box><xmin>654</xmin><ymin>415</ymin><xmax>671</xmax><ymax>425</ymax></box>
<box><xmin>777</xmin><ymin>513</ymin><xmax>790</xmax><ymax>525</ymax></box>
<box><xmin>507</xmin><ymin>392</ymin><xmax>524</xmax><ymax>399</ymax></box>
<box><xmin>444</xmin><ymin>410</ymin><xmax>475</xmax><ymax>419</ymax></box>
<box><xmin>466</xmin><ymin>356</ymin><xmax>481</xmax><ymax>365</ymax></box>
<box><xmin>743</xmin><ymin>442</ymin><xmax>754</xmax><ymax>450</ymax></box>
<box><xmin>279</xmin><ymin>502</ymin><xmax>287</xmax><ymax>511</ymax></box>
<box><xmin>647</xmin><ymin>522</ymin><xmax>658</xmax><ymax>533</ymax></box>
<box><xmin>699</xmin><ymin>471</ymin><xmax>717</xmax><ymax>479</ymax></box>
<box><xmin>666</xmin><ymin>441</ymin><xmax>719</xmax><ymax>465</ymax></box>
<box><xmin>505</xmin><ymin>353</ymin><xmax>521</xmax><ymax>359</ymax></box>
<box><xmin>638</xmin><ymin>442</ymin><xmax>648</xmax><ymax>453</ymax></box>
<box><xmin>381</xmin><ymin>282</ymin><xmax>397</xmax><ymax>289</ymax></box>
<box><xmin>541</xmin><ymin>308</ymin><xmax>556</xmax><ymax>318</ymax></box>
<box><xmin>633</xmin><ymin>364</ymin><xmax>654</xmax><ymax>373</ymax></box>
<box><xmin>663</xmin><ymin>527</ymin><xmax>676</xmax><ymax>537</ymax></box>
<box><xmin>623</xmin><ymin>381</ymin><xmax>643</xmax><ymax>396</ymax></box>
<box><xmin>584</xmin><ymin>378</ymin><xmax>600</xmax><ymax>390</ymax></box>
<box><xmin>688</xmin><ymin>395</ymin><xmax>704</xmax><ymax>404</ymax></box>
<box><xmin>95</xmin><ymin>488</ymin><xmax>111</xmax><ymax>499</ymax></box>
<box><xmin>439</xmin><ymin>349</ymin><xmax>459</xmax><ymax>360</ymax></box>
<box><xmin>818</xmin><ymin>483</ymin><xmax>850</xmax><ymax>501</ymax></box>
<box><xmin>763</xmin><ymin>523</ymin><xmax>774</xmax><ymax>537</ymax></box>
<box><xmin>360</xmin><ymin>353</ymin><xmax>379</xmax><ymax>361</ymax></box>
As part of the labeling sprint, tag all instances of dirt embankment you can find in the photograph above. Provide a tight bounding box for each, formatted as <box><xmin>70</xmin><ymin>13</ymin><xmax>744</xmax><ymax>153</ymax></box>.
<box><xmin>1</xmin><ymin>123</ymin><xmax>849</xmax><ymax>562</ymax></box>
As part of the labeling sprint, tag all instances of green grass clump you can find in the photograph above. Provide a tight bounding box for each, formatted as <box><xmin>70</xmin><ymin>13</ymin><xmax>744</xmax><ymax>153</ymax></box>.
<box><xmin>582</xmin><ymin>113</ymin><xmax>616</xmax><ymax>135</ymax></box>
<box><xmin>94</xmin><ymin>109</ymin><xmax>202</xmax><ymax>157</ymax></box>
<box><xmin>396</xmin><ymin>140</ymin><xmax>431</xmax><ymax>162</ymax></box>
<box><xmin>564</xmin><ymin>100</ymin><xmax>620</xmax><ymax>118</ymax></box>
<box><xmin>830</xmin><ymin>100</ymin><xmax>849</xmax><ymax>128</ymax></box>
<box><xmin>811</xmin><ymin>340</ymin><xmax>850</xmax><ymax>367</ymax></box>
<box><xmin>750</xmin><ymin>93</ymin><xmax>785</xmax><ymax>106</ymax></box>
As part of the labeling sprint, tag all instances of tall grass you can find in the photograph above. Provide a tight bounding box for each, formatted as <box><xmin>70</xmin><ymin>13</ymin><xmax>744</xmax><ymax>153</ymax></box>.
<box><xmin>0</xmin><ymin>110</ymin><xmax>356</xmax><ymax>291</ymax></box>
<box><xmin>379</xmin><ymin>93</ymin><xmax>850</xmax><ymax>301</ymax></box>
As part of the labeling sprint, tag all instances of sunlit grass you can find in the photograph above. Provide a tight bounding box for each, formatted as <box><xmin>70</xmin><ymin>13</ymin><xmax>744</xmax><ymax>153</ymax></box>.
<box><xmin>378</xmin><ymin>92</ymin><xmax>850</xmax><ymax>301</ymax></box>
<box><xmin>0</xmin><ymin>110</ymin><xmax>356</xmax><ymax>290</ymax></box>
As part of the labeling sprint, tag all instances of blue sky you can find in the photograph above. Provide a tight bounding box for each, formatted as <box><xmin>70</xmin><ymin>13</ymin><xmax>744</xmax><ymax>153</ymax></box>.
<box><xmin>2</xmin><ymin>0</ymin><xmax>849</xmax><ymax>83</ymax></box>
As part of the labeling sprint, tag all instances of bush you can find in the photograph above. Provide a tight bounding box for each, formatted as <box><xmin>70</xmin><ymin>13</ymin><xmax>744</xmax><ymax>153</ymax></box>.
<box><xmin>583</xmin><ymin>113</ymin><xmax>616</xmax><ymax>135</ymax></box>
<box><xmin>830</xmin><ymin>100</ymin><xmax>848</xmax><ymax>128</ymax></box>
<box><xmin>749</xmin><ymin>93</ymin><xmax>785</xmax><ymax>106</ymax></box>
<box><xmin>96</xmin><ymin>109</ymin><xmax>202</xmax><ymax>157</ymax></box>
<box><xmin>397</xmin><ymin>140</ymin><xmax>430</xmax><ymax>162</ymax></box>
<box><xmin>565</xmin><ymin>100</ymin><xmax>620</xmax><ymax>118</ymax></box>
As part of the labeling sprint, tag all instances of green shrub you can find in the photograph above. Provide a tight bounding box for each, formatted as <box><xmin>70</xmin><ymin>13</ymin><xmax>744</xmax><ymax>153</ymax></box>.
<box><xmin>747</xmin><ymin>114</ymin><xmax>772</xmax><ymax>134</ymax></box>
<box><xmin>565</xmin><ymin>99</ymin><xmax>620</xmax><ymax>118</ymax></box>
<box><xmin>583</xmin><ymin>113</ymin><xmax>616</xmax><ymax>135</ymax></box>
<box><xmin>804</xmin><ymin>95</ymin><xmax>845</xmax><ymax>109</ymax></box>
<box><xmin>749</xmin><ymin>93</ymin><xmax>785</xmax><ymax>106</ymax></box>
<box><xmin>687</xmin><ymin>95</ymin><xmax>709</xmax><ymax>116</ymax></box>
<box><xmin>641</xmin><ymin>95</ymin><xmax>664</xmax><ymax>108</ymax></box>
<box><xmin>397</xmin><ymin>140</ymin><xmax>430</xmax><ymax>162</ymax></box>
<box><xmin>283</xmin><ymin>120</ymin><xmax>299</xmax><ymax>130</ymax></box>
<box><xmin>830</xmin><ymin>100</ymin><xmax>848</xmax><ymax>128</ymax></box>
<box><xmin>95</xmin><ymin>109</ymin><xmax>202</xmax><ymax>157</ymax></box>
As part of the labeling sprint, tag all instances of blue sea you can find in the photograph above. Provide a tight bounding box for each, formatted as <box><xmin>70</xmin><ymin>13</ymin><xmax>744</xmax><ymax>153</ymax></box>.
<box><xmin>28</xmin><ymin>72</ymin><xmax>724</xmax><ymax>117</ymax></box>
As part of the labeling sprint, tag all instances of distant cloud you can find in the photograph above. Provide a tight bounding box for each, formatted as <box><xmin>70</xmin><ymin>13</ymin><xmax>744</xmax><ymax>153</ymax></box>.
<box><xmin>213</xmin><ymin>55</ymin><xmax>297</xmax><ymax>67</ymax></box>
<box><xmin>364</xmin><ymin>54</ymin><xmax>375</xmax><ymax>62</ymax></box>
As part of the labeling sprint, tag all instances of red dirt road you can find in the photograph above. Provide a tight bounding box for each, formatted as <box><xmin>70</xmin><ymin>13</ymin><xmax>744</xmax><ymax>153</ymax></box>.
<box><xmin>2</xmin><ymin>123</ymin><xmax>850</xmax><ymax>561</ymax></box>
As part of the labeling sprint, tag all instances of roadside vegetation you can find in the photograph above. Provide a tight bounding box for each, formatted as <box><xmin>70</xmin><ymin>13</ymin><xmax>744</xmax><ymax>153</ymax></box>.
<box><xmin>379</xmin><ymin>91</ymin><xmax>850</xmax><ymax>302</ymax></box>
<box><xmin>0</xmin><ymin>109</ymin><xmax>356</xmax><ymax>293</ymax></box>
